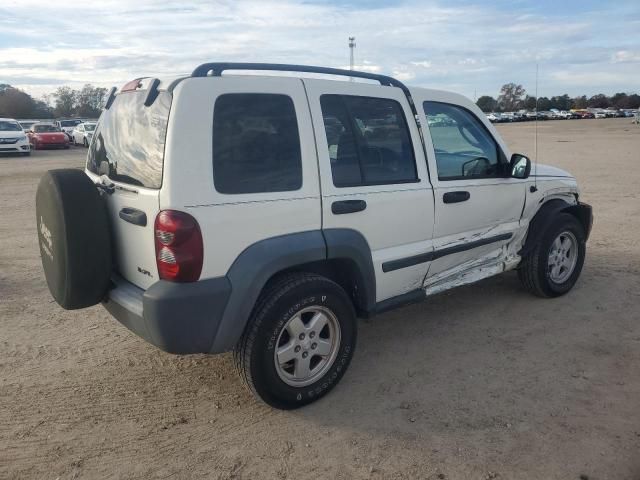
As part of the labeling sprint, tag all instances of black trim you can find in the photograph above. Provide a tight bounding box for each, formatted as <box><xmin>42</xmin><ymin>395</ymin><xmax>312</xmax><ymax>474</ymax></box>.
<box><xmin>382</xmin><ymin>251</ymin><xmax>434</xmax><ymax>273</ymax></box>
<box><xmin>376</xmin><ymin>289</ymin><xmax>425</xmax><ymax>314</ymax></box>
<box><xmin>443</xmin><ymin>191</ymin><xmax>470</xmax><ymax>203</ymax></box>
<box><xmin>143</xmin><ymin>78</ymin><xmax>161</xmax><ymax>107</ymax></box>
<box><xmin>119</xmin><ymin>207</ymin><xmax>147</xmax><ymax>226</ymax></box>
<box><xmin>519</xmin><ymin>200</ymin><xmax>593</xmax><ymax>258</ymax></box>
<box><xmin>382</xmin><ymin>233</ymin><xmax>513</xmax><ymax>273</ymax></box>
<box><xmin>331</xmin><ymin>199</ymin><xmax>367</xmax><ymax>215</ymax></box>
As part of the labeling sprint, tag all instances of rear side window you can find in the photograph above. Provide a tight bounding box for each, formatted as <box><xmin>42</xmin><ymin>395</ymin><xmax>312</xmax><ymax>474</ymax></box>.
<box><xmin>212</xmin><ymin>93</ymin><xmax>302</xmax><ymax>194</ymax></box>
<box><xmin>87</xmin><ymin>91</ymin><xmax>171</xmax><ymax>188</ymax></box>
<box><xmin>320</xmin><ymin>94</ymin><xmax>417</xmax><ymax>187</ymax></box>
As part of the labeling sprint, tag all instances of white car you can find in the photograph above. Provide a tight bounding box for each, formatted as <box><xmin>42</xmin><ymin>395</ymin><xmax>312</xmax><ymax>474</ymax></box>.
<box><xmin>71</xmin><ymin>122</ymin><xmax>96</xmax><ymax>147</ymax></box>
<box><xmin>55</xmin><ymin>119</ymin><xmax>83</xmax><ymax>141</ymax></box>
<box><xmin>35</xmin><ymin>63</ymin><xmax>592</xmax><ymax>409</ymax></box>
<box><xmin>0</xmin><ymin>118</ymin><xmax>31</xmax><ymax>156</ymax></box>
<box><xmin>594</xmin><ymin>112</ymin><xmax>606</xmax><ymax>119</ymax></box>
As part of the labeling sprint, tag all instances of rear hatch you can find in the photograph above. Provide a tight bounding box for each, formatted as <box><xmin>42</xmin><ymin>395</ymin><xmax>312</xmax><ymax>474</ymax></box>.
<box><xmin>86</xmin><ymin>80</ymin><xmax>172</xmax><ymax>289</ymax></box>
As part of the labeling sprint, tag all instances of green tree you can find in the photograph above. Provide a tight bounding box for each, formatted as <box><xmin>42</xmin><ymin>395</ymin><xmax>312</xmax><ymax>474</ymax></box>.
<box><xmin>497</xmin><ymin>83</ymin><xmax>526</xmax><ymax>111</ymax></box>
<box><xmin>476</xmin><ymin>95</ymin><xmax>497</xmax><ymax>112</ymax></box>
<box><xmin>550</xmin><ymin>94</ymin><xmax>571</xmax><ymax>110</ymax></box>
<box><xmin>75</xmin><ymin>84</ymin><xmax>107</xmax><ymax>118</ymax></box>
<box><xmin>523</xmin><ymin>95</ymin><xmax>537</xmax><ymax>110</ymax></box>
<box><xmin>537</xmin><ymin>97</ymin><xmax>551</xmax><ymax>111</ymax></box>
<box><xmin>0</xmin><ymin>86</ymin><xmax>37</xmax><ymax>118</ymax></box>
<box><xmin>587</xmin><ymin>94</ymin><xmax>610</xmax><ymax>108</ymax></box>
<box><xmin>627</xmin><ymin>94</ymin><xmax>640</xmax><ymax>109</ymax></box>
<box><xmin>571</xmin><ymin>95</ymin><xmax>588</xmax><ymax>109</ymax></box>
<box><xmin>52</xmin><ymin>86</ymin><xmax>77</xmax><ymax>117</ymax></box>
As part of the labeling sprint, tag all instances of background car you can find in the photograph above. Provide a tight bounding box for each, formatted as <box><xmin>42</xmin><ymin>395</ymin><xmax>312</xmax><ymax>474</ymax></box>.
<box><xmin>28</xmin><ymin>123</ymin><xmax>70</xmax><ymax>149</ymax></box>
<box><xmin>55</xmin><ymin>119</ymin><xmax>83</xmax><ymax>141</ymax></box>
<box><xmin>71</xmin><ymin>122</ymin><xmax>97</xmax><ymax>147</ymax></box>
<box><xmin>0</xmin><ymin>118</ymin><xmax>31</xmax><ymax>156</ymax></box>
<box><xmin>18</xmin><ymin>120</ymin><xmax>38</xmax><ymax>131</ymax></box>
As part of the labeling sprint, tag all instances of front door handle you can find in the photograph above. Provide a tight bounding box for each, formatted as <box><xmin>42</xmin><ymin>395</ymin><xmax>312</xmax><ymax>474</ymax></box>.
<box><xmin>331</xmin><ymin>200</ymin><xmax>367</xmax><ymax>215</ymax></box>
<box><xmin>443</xmin><ymin>191</ymin><xmax>470</xmax><ymax>204</ymax></box>
<box><xmin>119</xmin><ymin>207</ymin><xmax>147</xmax><ymax>226</ymax></box>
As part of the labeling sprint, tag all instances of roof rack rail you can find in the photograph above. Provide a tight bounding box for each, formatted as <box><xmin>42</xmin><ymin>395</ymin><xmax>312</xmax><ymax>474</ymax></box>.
<box><xmin>190</xmin><ymin>62</ymin><xmax>419</xmax><ymax>114</ymax></box>
<box><xmin>191</xmin><ymin>62</ymin><xmax>407</xmax><ymax>89</ymax></box>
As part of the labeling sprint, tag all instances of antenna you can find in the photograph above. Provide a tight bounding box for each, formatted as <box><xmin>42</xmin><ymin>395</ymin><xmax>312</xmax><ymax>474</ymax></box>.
<box><xmin>532</xmin><ymin>63</ymin><xmax>539</xmax><ymax>193</ymax></box>
<box><xmin>348</xmin><ymin>36</ymin><xmax>356</xmax><ymax>82</ymax></box>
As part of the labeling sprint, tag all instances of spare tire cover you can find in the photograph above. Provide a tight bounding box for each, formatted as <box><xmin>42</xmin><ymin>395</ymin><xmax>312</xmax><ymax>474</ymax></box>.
<box><xmin>36</xmin><ymin>169</ymin><xmax>112</xmax><ymax>309</ymax></box>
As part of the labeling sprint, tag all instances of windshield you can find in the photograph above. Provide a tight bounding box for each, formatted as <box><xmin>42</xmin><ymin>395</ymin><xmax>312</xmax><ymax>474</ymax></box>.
<box><xmin>34</xmin><ymin>124</ymin><xmax>60</xmax><ymax>132</ymax></box>
<box><xmin>87</xmin><ymin>91</ymin><xmax>171</xmax><ymax>188</ymax></box>
<box><xmin>0</xmin><ymin>121</ymin><xmax>23</xmax><ymax>132</ymax></box>
<box><xmin>60</xmin><ymin>120</ymin><xmax>81</xmax><ymax>127</ymax></box>
<box><xmin>84</xmin><ymin>124</ymin><xmax>96</xmax><ymax>132</ymax></box>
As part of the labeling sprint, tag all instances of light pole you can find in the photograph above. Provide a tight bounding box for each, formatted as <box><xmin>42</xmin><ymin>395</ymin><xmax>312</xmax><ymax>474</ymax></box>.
<box><xmin>348</xmin><ymin>36</ymin><xmax>356</xmax><ymax>81</ymax></box>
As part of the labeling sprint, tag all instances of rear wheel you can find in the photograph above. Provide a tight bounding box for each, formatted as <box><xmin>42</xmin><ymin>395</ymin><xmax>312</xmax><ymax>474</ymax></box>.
<box><xmin>83</xmin><ymin>138</ymin><xmax>88</xmax><ymax>148</ymax></box>
<box><xmin>234</xmin><ymin>273</ymin><xmax>357</xmax><ymax>409</ymax></box>
<box><xmin>518</xmin><ymin>213</ymin><xmax>586</xmax><ymax>297</ymax></box>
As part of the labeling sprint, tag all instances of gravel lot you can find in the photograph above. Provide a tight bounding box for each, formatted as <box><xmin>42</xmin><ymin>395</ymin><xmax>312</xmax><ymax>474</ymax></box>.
<box><xmin>1</xmin><ymin>119</ymin><xmax>640</xmax><ymax>480</ymax></box>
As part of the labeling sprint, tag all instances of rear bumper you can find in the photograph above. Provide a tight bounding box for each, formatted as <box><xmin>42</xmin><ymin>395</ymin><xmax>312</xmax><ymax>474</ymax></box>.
<box><xmin>103</xmin><ymin>275</ymin><xmax>231</xmax><ymax>354</ymax></box>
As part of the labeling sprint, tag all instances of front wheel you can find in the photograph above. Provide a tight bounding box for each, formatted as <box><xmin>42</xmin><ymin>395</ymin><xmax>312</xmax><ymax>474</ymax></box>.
<box><xmin>518</xmin><ymin>213</ymin><xmax>586</xmax><ymax>297</ymax></box>
<box><xmin>234</xmin><ymin>273</ymin><xmax>357</xmax><ymax>409</ymax></box>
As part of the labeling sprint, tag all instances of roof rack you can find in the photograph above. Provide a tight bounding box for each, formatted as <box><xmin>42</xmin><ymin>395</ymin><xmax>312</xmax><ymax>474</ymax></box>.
<box><xmin>190</xmin><ymin>61</ymin><xmax>418</xmax><ymax>114</ymax></box>
<box><xmin>191</xmin><ymin>62</ymin><xmax>407</xmax><ymax>89</ymax></box>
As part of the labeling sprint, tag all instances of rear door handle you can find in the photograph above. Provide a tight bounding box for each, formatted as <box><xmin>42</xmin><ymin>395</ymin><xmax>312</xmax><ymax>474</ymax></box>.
<box><xmin>443</xmin><ymin>191</ymin><xmax>470</xmax><ymax>204</ymax></box>
<box><xmin>119</xmin><ymin>207</ymin><xmax>147</xmax><ymax>226</ymax></box>
<box><xmin>331</xmin><ymin>200</ymin><xmax>367</xmax><ymax>215</ymax></box>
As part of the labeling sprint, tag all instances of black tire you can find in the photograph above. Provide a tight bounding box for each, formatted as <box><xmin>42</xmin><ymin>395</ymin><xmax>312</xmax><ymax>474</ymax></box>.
<box><xmin>36</xmin><ymin>169</ymin><xmax>112</xmax><ymax>309</ymax></box>
<box><xmin>83</xmin><ymin>138</ymin><xmax>88</xmax><ymax>148</ymax></box>
<box><xmin>518</xmin><ymin>213</ymin><xmax>586</xmax><ymax>298</ymax></box>
<box><xmin>234</xmin><ymin>273</ymin><xmax>357</xmax><ymax>409</ymax></box>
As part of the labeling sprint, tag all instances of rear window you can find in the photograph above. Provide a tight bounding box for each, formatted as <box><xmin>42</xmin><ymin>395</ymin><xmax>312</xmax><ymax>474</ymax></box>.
<box><xmin>212</xmin><ymin>93</ymin><xmax>302</xmax><ymax>194</ymax></box>
<box><xmin>87</xmin><ymin>91</ymin><xmax>171</xmax><ymax>188</ymax></box>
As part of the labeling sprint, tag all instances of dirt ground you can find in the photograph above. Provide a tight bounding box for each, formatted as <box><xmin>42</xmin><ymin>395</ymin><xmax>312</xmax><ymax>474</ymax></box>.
<box><xmin>1</xmin><ymin>118</ymin><xmax>639</xmax><ymax>480</ymax></box>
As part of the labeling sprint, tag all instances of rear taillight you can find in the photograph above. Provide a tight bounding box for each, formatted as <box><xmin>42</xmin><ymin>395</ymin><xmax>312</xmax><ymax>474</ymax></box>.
<box><xmin>154</xmin><ymin>210</ymin><xmax>203</xmax><ymax>282</ymax></box>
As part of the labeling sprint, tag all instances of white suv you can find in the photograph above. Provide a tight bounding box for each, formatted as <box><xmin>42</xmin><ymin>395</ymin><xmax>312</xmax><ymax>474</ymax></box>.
<box><xmin>36</xmin><ymin>63</ymin><xmax>592</xmax><ymax>409</ymax></box>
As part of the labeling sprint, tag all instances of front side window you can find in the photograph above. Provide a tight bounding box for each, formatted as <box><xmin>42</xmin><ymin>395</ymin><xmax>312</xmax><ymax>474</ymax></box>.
<box><xmin>212</xmin><ymin>93</ymin><xmax>302</xmax><ymax>194</ymax></box>
<box><xmin>423</xmin><ymin>101</ymin><xmax>502</xmax><ymax>180</ymax></box>
<box><xmin>320</xmin><ymin>95</ymin><xmax>417</xmax><ymax>187</ymax></box>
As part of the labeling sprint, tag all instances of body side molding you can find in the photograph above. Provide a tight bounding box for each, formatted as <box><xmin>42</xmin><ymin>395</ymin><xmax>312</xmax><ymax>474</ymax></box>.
<box><xmin>382</xmin><ymin>233</ymin><xmax>513</xmax><ymax>273</ymax></box>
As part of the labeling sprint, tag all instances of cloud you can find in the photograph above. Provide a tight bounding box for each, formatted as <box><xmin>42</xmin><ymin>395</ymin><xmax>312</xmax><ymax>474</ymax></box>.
<box><xmin>1</xmin><ymin>0</ymin><xmax>639</xmax><ymax>99</ymax></box>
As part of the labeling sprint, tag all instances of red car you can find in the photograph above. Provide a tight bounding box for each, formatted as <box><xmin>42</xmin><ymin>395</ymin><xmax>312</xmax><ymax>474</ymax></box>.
<box><xmin>28</xmin><ymin>123</ymin><xmax>70</xmax><ymax>150</ymax></box>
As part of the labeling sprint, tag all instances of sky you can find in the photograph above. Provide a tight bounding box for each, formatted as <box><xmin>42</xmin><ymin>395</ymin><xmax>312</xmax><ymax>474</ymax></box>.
<box><xmin>1</xmin><ymin>0</ymin><xmax>639</xmax><ymax>101</ymax></box>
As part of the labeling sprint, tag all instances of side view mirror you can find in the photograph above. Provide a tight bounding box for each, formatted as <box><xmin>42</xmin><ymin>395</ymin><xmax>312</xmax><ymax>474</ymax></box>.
<box><xmin>510</xmin><ymin>153</ymin><xmax>531</xmax><ymax>179</ymax></box>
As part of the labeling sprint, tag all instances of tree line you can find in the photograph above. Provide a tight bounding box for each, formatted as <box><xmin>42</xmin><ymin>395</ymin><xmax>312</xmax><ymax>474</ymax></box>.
<box><xmin>0</xmin><ymin>84</ymin><xmax>108</xmax><ymax>119</ymax></box>
<box><xmin>476</xmin><ymin>83</ymin><xmax>640</xmax><ymax>113</ymax></box>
